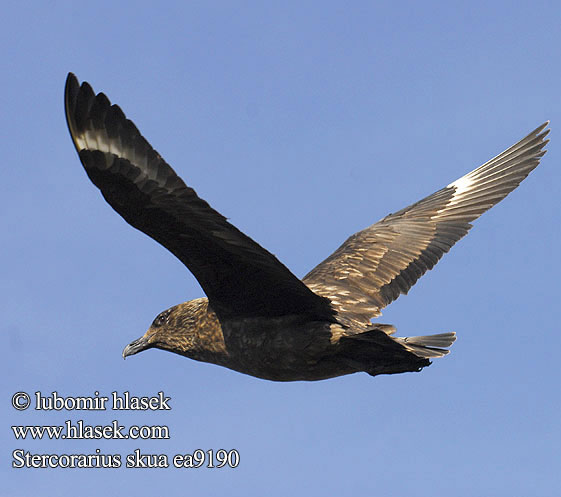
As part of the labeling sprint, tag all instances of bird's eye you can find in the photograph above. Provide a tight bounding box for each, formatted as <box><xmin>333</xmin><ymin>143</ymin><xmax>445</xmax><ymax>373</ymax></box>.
<box><xmin>153</xmin><ymin>312</ymin><xmax>168</xmax><ymax>327</ymax></box>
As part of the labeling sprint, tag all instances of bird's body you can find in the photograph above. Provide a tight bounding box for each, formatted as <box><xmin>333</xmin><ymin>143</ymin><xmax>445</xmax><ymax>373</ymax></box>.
<box><xmin>209</xmin><ymin>307</ymin><xmax>347</xmax><ymax>381</ymax></box>
<box><xmin>65</xmin><ymin>73</ymin><xmax>549</xmax><ymax>381</ymax></box>
<box><xmin>129</xmin><ymin>299</ymin><xmax>433</xmax><ymax>381</ymax></box>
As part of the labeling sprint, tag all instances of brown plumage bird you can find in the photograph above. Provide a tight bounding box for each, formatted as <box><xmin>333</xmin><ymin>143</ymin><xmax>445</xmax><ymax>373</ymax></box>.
<box><xmin>65</xmin><ymin>73</ymin><xmax>549</xmax><ymax>381</ymax></box>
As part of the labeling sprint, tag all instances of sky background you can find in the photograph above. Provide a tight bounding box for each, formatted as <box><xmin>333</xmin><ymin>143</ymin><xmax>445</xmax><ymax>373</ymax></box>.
<box><xmin>2</xmin><ymin>1</ymin><xmax>560</xmax><ymax>496</ymax></box>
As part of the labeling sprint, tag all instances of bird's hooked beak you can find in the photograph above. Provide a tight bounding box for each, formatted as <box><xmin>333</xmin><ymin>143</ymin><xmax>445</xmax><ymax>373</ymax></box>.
<box><xmin>122</xmin><ymin>333</ymin><xmax>153</xmax><ymax>359</ymax></box>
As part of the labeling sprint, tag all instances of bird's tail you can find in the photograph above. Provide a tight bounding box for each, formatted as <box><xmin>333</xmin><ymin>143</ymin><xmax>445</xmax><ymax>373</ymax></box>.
<box><xmin>339</xmin><ymin>326</ymin><xmax>456</xmax><ymax>377</ymax></box>
<box><xmin>393</xmin><ymin>332</ymin><xmax>457</xmax><ymax>358</ymax></box>
<box><xmin>367</xmin><ymin>323</ymin><xmax>456</xmax><ymax>358</ymax></box>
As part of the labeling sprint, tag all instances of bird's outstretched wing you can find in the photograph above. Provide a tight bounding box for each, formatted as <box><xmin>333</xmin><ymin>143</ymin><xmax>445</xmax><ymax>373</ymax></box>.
<box><xmin>65</xmin><ymin>73</ymin><xmax>334</xmax><ymax>322</ymax></box>
<box><xmin>303</xmin><ymin>123</ymin><xmax>549</xmax><ymax>326</ymax></box>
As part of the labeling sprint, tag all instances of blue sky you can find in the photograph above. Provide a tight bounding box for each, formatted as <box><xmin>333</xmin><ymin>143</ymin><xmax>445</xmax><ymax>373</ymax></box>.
<box><xmin>2</xmin><ymin>1</ymin><xmax>560</xmax><ymax>496</ymax></box>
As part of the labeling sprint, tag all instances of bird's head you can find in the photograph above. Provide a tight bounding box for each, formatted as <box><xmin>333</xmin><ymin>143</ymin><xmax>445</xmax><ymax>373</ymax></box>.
<box><xmin>122</xmin><ymin>298</ymin><xmax>222</xmax><ymax>360</ymax></box>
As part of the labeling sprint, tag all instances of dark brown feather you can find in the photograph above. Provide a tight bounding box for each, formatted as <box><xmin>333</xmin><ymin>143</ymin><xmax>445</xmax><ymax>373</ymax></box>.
<box><xmin>303</xmin><ymin>123</ymin><xmax>549</xmax><ymax>326</ymax></box>
<box><xmin>65</xmin><ymin>73</ymin><xmax>335</xmax><ymax>322</ymax></box>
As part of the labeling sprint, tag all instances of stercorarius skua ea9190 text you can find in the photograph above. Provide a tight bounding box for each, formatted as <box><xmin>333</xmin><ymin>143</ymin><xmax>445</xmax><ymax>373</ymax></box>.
<box><xmin>65</xmin><ymin>73</ymin><xmax>548</xmax><ymax>381</ymax></box>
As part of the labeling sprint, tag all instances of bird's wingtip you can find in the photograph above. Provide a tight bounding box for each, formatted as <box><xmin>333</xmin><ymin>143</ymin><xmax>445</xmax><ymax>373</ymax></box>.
<box><xmin>535</xmin><ymin>121</ymin><xmax>550</xmax><ymax>137</ymax></box>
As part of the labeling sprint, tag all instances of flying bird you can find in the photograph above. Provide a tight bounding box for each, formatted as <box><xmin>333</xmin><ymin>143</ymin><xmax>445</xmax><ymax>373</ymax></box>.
<box><xmin>65</xmin><ymin>73</ymin><xmax>549</xmax><ymax>381</ymax></box>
